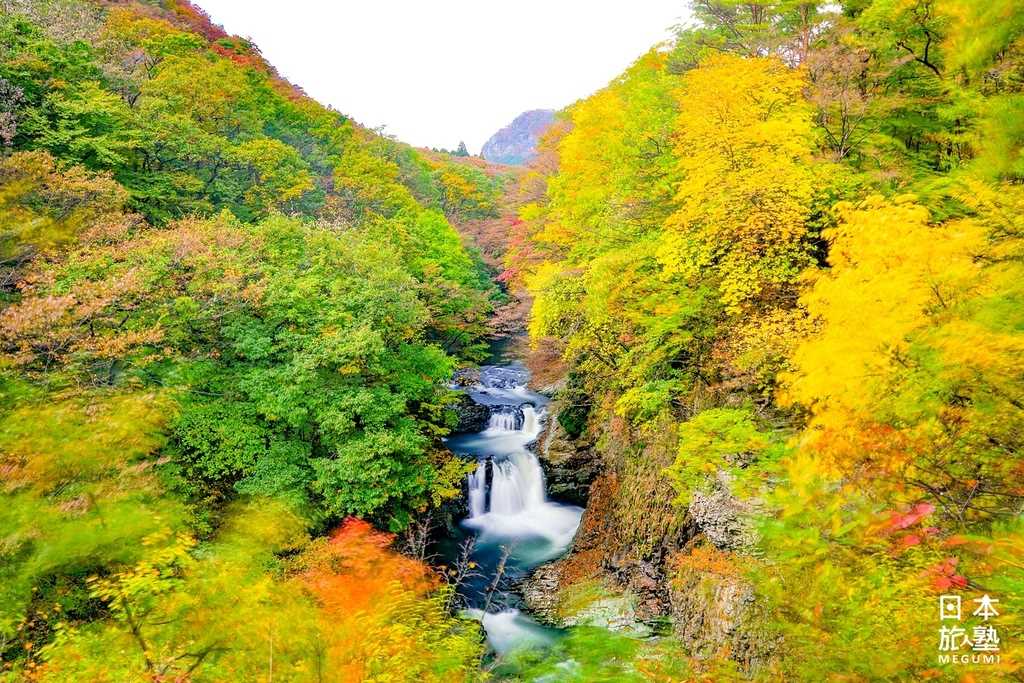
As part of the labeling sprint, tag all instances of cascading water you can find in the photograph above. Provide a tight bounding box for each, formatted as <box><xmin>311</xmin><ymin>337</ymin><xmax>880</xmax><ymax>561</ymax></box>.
<box><xmin>445</xmin><ymin>363</ymin><xmax>583</xmax><ymax>655</ymax></box>
<box><xmin>466</xmin><ymin>406</ymin><xmax>546</xmax><ymax>517</ymax></box>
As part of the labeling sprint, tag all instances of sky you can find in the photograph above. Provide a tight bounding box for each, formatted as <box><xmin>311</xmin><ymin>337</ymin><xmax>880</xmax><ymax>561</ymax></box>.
<box><xmin>195</xmin><ymin>1</ymin><xmax>689</xmax><ymax>154</ymax></box>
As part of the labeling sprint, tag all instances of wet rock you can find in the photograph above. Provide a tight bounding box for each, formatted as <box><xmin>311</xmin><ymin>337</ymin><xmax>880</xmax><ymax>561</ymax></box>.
<box><xmin>537</xmin><ymin>411</ymin><xmax>601</xmax><ymax>506</ymax></box>
<box><xmin>519</xmin><ymin>562</ymin><xmax>652</xmax><ymax>636</ymax></box>
<box><xmin>451</xmin><ymin>367</ymin><xmax>481</xmax><ymax>388</ymax></box>
<box><xmin>450</xmin><ymin>393</ymin><xmax>490</xmax><ymax>433</ymax></box>
<box><xmin>563</xmin><ymin>594</ymin><xmax>652</xmax><ymax>636</ymax></box>
<box><xmin>518</xmin><ymin>562</ymin><xmax>561</xmax><ymax>625</ymax></box>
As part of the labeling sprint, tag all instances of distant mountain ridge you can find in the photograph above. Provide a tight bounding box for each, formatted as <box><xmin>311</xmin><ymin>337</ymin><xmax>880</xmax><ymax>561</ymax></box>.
<box><xmin>481</xmin><ymin>109</ymin><xmax>556</xmax><ymax>165</ymax></box>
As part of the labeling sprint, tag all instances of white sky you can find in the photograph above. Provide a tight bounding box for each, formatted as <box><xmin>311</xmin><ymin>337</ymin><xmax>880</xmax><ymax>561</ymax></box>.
<box><xmin>194</xmin><ymin>1</ymin><xmax>688</xmax><ymax>153</ymax></box>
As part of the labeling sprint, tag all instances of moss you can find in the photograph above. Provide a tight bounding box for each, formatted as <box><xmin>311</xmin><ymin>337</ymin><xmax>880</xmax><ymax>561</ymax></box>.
<box><xmin>557</xmin><ymin>404</ymin><xmax>588</xmax><ymax>438</ymax></box>
<box><xmin>555</xmin><ymin>579</ymin><xmax>611</xmax><ymax>621</ymax></box>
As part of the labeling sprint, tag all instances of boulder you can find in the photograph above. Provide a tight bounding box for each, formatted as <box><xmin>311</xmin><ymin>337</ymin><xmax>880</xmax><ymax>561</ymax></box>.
<box><xmin>451</xmin><ymin>367</ymin><xmax>481</xmax><ymax>388</ymax></box>
<box><xmin>451</xmin><ymin>393</ymin><xmax>490</xmax><ymax>433</ymax></box>
<box><xmin>519</xmin><ymin>562</ymin><xmax>652</xmax><ymax>636</ymax></box>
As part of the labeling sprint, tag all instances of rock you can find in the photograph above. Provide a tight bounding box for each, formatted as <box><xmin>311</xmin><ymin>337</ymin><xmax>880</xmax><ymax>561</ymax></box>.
<box><xmin>532</xmin><ymin>375</ymin><xmax>567</xmax><ymax>397</ymax></box>
<box><xmin>518</xmin><ymin>562</ymin><xmax>561</xmax><ymax>625</ymax></box>
<box><xmin>481</xmin><ymin>110</ymin><xmax>556</xmax><ymax>166</ymax></box>
<box><xmin>450</xmin><ymin>393</ymin><xmax>490</xmax><ymax>433</ymax></box>
<box><xmin>667</xmin><ymin>471</ymin><xmax>773</xmax><ymax>673</ymax></box>
<box><xmin>537</xmin><ymin>411</ymin><xmax>601</xmax><ymax>506</ymax></box>
<box><xmin>612</xmin><ymin>557</ymin><xmax>674</xmax><ymax>623</ymax></box>
<box><xmin>688</xmin><ymin>471</ymin><xmax>757</xmax><ymax>551</ymax></box>
<box><xmin>669</xmin><ymin>556</ymin><xmax>775</xmax><ymax>672</ymax></box>
<box><xmin>519</xmin><ymin>561</ymin><xmax>652</xmax><ymax>636</ymax></box>
<box><xmin>451</xmin><ymin>367</ymin><xmax>481</xmax><ymax>388</ymax></box>
<box><xmin>563</xmin><ymin>594</ymin><xmax>652</xmax><ymax>636</ymax></box>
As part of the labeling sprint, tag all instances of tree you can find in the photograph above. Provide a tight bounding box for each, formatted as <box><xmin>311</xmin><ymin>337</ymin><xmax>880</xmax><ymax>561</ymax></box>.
<box><xmin>0</xmin><ymin>150</ymin><xmax>128</xmax><ymax>287</ymax></box>
<box><xmin>659</xmin><ymin>54</ymin><xmax>818</xmax><ymax>312</ymax></box>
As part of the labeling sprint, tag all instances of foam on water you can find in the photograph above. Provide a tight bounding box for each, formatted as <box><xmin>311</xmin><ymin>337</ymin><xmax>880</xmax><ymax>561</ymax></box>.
<box><xmin>462</xmin><ymin>608</ymin><xmax>558</xmax><ymax>655</ymax></box>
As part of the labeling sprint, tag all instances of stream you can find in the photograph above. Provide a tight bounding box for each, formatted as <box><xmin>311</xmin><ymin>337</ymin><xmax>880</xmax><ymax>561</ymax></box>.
<box><xmin>443</xmin><ymin>360</ymin><xmax>584</xmax><ymax>655</ymax></box>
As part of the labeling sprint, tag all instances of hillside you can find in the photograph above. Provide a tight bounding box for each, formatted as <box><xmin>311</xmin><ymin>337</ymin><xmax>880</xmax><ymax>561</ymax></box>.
<box><xmin>500</xmin><ymin>2</ymin><xmax>1024</xmax><ymax>679</ymax></box>
<box><xmin>0</xmin><ymin>1</ymin><xmax>498</xmax><ymax>678</ymax></box>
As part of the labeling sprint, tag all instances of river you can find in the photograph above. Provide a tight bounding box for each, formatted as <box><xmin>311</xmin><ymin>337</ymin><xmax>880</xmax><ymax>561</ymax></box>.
<box><xmin>443</xmin><ymin>359</ymin><xmax>583</xmax><ymax>656</ymax></box>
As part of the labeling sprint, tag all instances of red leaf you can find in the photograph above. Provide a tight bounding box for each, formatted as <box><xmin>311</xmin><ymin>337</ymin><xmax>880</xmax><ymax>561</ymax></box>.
<box><xmin>889</xmin><ymin>502</ymin><xmax>936</xmax><ymax>530</ymax></box>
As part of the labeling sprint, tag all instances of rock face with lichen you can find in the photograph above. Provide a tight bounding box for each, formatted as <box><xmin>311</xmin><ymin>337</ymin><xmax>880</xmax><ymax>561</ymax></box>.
<box><xmin>518</xmin><ymin>562</ymin><xmax>561</xmax><ymax>624</ymax></box>
<box><xmin>481</xmin><ymin>110</ymin><xmax>556</xmax><ymax>166</ymax></box>
<box><xmin>536</xmin><ymin>410</ymin><xmax>601</xmax><ymax>506</ymax></box>
<box><xmin>688</xmin><ymin>470</ymin><xmax>758</xmax><ymax>552</ymax></box>
<box><xmin>668</xmin><ymin>543</ymin><xmax>775</xmax><ymax>672</ymax></box>
<box><xmin>519</xmin><ymin>562</ymin><xmax>652</xmax><ymax>636</ymax></box>
<box><xmin>518</xmin><ymin>401</ymin><xmax>778</xmax><ymax>672</ymax></box>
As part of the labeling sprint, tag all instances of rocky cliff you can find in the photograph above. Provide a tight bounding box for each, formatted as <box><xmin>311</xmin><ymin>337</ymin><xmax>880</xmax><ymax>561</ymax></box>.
<box><xmin>481</xmin><ymin>109</ymin><xmax>556</xmax><ymax>166</ymax></box>
<box><xmin>521</xmin><ymin>401</ymin><xmax>776</xmax><ymax>674</ymax></box>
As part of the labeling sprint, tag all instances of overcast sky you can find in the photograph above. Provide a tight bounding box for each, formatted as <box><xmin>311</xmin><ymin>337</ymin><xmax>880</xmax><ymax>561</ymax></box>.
<box><xmin>194</xmin><ymin>1</ymin><xmax>688</xmax><ymax>153</ymax></box>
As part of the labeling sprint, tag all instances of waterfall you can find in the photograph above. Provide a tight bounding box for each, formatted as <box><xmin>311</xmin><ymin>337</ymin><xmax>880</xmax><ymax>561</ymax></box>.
<box><xmin>486</xmin><ymin>408</ymin><xmax>520</xmax><ymax>433</ymax></box>
<box><xmin>451</xmin><ymin>362</ymin><xmax>585</xmax><ymax>653</ymax></box>
<box><xmin>488</xmin><ymin>451</ymin><xmax>546</xmax><ymax>514</ymax></box>
<box><xmin>467</xmin><ymin>404</ymin><xmax>547</xmax><ymax>519</ymax></box>
<box><xmin>468</xmin><ymin>461</ymin><xmax>487</xmax><ymax>517</ymax></box>
<box><xmin>521</xmin><ymin>405</ymin><xmax>537</xmax><ymax>437</ymax></box>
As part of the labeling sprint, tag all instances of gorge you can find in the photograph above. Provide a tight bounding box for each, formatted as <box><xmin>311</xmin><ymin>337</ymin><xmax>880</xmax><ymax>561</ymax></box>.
<box><xmin>1</xmin><ymin>0</ymin><xmax>1022</xmax><ymax>680</ymax></box>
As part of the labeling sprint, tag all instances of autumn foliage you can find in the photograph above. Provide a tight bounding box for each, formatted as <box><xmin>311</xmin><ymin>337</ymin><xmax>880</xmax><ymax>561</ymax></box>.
<box><xmin>2</xmin><ymin>0</ymin><xmax>1023</xmax><ymax>679</ymax></box>
<box><xmin>295</xmin><ymin>519</ymin><xmax>479</xmax><ymax>682</ymax></box>
<box><xmin>513</xmin><ymin>0</ymin><xmax>1024</xmax><ymax>678</ymax></box>
<box><xmin>0</xmin><ymin>0</ymin><xmax>492</xmax><ymax>678</ymax></box>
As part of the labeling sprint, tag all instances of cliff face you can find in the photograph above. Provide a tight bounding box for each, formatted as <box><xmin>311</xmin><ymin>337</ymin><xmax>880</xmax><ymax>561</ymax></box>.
<box><xmin>481</xmin><ymin>109</ymin><xmax>556</xmax><ymax>165</ymax></box>
<box><xmin>522</xmin><ymin>399</ymin><xmax>776</xmax><ymax>674</ymax></box>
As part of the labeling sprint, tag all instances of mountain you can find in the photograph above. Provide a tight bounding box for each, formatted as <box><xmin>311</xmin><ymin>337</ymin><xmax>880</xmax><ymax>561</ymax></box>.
<box><xmin>480</xmin><ymin>109</ymin><xmax>556</xmax><ymax>165</ymax></box>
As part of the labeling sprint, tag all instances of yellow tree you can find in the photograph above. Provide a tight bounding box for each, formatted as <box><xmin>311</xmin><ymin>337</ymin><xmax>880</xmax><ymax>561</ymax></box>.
<box><xmin>781</xmin><ymin>194</ymin><xmax>987</xmax><ymax>472</ymax></box>
<box><xmin>659</xmin><ymin>54</ymin><xmax>817</xmax><ymax>312</ymax></box>
<box><xmin>540</xmin><ymin>51</ymin><xmax>678</xmax><ymax>257</ymax></box>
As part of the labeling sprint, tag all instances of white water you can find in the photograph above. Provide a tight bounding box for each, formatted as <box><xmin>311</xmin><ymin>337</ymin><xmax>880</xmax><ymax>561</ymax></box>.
<box><xmin>468</xmin><ymin>461</ymin><xmax>487</xmax><ymax>517</ymax></box>
<box><xmin>451</xmin><ymin>366</ymin><xmax>584</xmax><ymax>655</ymax></box>
<box><xmin>463</xmin><ymin>608</ymin><xmax>557</xmax><ymax>655</ymax></box>
<box><xmin>462</xmin><ymin>404</ymin><xmax>582</xmax><ymax>565</ymax></box>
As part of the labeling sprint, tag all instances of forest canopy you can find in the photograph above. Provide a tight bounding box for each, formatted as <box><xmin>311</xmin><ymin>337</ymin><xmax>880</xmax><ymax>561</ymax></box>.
<box><xmin>0</xmin><ymin>0</ymin><xmax>501</xmax><ymax>678</ymax></box>
<box><xmin>1</xmin><ymin>0</ymin><xmax>1023</xmax><ymax>680</ymax></box>
<box><xmin>510</xmin><ymin>0</ymin><xmax>1024</xmax><ymax>678</ymax></box>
